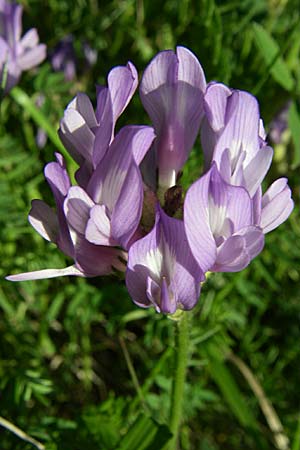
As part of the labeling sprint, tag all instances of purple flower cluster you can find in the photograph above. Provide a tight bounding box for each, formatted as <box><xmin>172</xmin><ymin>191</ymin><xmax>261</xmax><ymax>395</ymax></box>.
<box><xmin>7</xmin><ymin>47</ymin><xmax>294</xmax><ymax>314</ymax></box>
<box><xmin>0</xmin><ymin>0</ymin><xmax>46</xmax><ymax>93</ymax></box>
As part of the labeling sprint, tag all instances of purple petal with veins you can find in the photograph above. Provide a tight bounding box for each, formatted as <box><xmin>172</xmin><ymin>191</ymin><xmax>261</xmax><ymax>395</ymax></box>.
<box><xmin>184</xmin><ymin>164</ymin><xmax>263</xmax><ymax>273</ymax></box>
<box><xmin>140</xmin><ymin>46</ymin><xmax>206</xmax><ymax>188</ymax></box>
<box><xmin>260</xmin><ymin>178</ymin><xmax>294</xmax><ymax>233</ymax></box>
<box><xmin>126</xmin><ymin>205</ymin><xmax>203</xmax><ymax>314</ymax></box>
<box><xmin>87</xmin><ymin>126</ymin><xmax>154</xmax><ymax>249</ymax></box>
<box><xmin>44</xmin><ymin>153</ymin><xmax>73</xmax><ymax>258</ymax></box>
<box><xmin>28</xmin><ymin>199</ymin><xmax>58</xmax><ymax>243</ymax></box>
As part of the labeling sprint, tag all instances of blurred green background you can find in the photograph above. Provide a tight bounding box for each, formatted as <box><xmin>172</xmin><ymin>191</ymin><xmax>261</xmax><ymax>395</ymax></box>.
<box><xmin>0</xmin><ymin>0</ymin><xmax>299</xmax><ymax>449</ymax></box>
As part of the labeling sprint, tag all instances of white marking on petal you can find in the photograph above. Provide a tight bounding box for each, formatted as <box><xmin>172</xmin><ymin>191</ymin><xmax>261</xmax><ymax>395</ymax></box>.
<box><xmin>208</xmin><ymin>195</ymin><xmax>227</xmax><ymax>239</ymax></box>
<box><xmin>143</xmin><ymin>237</ymin><xmax>176</xmax><ymax>283</ymax></box>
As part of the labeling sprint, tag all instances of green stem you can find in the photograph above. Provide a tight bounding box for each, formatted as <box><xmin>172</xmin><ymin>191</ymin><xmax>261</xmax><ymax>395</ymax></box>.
<box><xmin>168</xmin><ymin>312</ymin><xmax>190</xmax><ymax>450</ymax></box>
<box><xmin>10</xmin><ymin>87</ymin><xmax>73</xmax><ymax>166</ymax></box>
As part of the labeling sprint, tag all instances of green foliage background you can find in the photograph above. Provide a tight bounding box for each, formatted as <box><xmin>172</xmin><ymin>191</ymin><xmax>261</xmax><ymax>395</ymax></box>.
<box><xmin>0</xmin><ymin>0</ymin><xmax>299</xmax><ymax>449</ymax></box>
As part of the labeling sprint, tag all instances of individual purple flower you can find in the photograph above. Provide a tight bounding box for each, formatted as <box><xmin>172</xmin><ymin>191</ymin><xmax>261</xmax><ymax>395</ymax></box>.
<box><xmin>201</xmin><ymin>82</ymin><xmax>273</xmax><ymax>197</ymax></box>
<box><xmin>126</xmin><ymin>204</ymin><xmax>203</xmax><ymax>314</ymax></box>
<box><xmin>59</xmin><ymin>61</ymin><xmax>138</xmax><ymax>185</ymax></box>
<box><xmin>0</xmin><ymin>0</ymin><xmax>46</xmax><ymax>93</ymax></box>
<box><xmin>6</xmin><ymin>153</ymin><xmax>125</xmax><ymax>282</ymax></box>
<box><xmin>51</xmin><ymin>35</ymin><xmax>76</xmax><ymax>81</ymax></box>
<box><xmin>184</xmin><ymin>164</ymin><xmax>265</xmax><ymax>273</ymax></box>
<box><xmin>64</xmin><ymin>126</ymin><xmax>155</xmax><ymax>251</ymax></box>
<box><xmin>140</xmin><ymin>46</ymin><xmax>206</xmax><ymax>190</ymax></box>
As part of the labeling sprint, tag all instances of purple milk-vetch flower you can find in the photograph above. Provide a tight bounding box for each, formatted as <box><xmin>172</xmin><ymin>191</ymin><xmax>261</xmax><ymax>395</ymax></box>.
<box><xmin>201</xmin><ymin>82</ymin><xmax>273</xmax><ymax>197</ymax></box>
<box><xmin>6</xmin><ymin>153</ymin><xmax>125</xmax><ymax>282</ymax></box>
<box><xmin>140</xmin><ymin>46</ymin><xmax>206</xmax><ymax>190</ymax></box>
<box><xmin>64</xmin><ymin>126</ymin><xmax>155</xmax><ymax>251</ymax></box>
<box><xmin>59</xmin><ymin>61</ymin><xmax>138</xmax><ymax>186</ymax></box>
<box><xmin>126</xmin><ymin>204</ymin><xmax>204</xmax><ymax>314</ymax></box>
<box><xmin>51</xmin><ymin>35</ymin><xmax>76</xmax><ymax>81</ymax></box>
<box><xmin>184</xmin><ymin>163</ymin><xmax>265</xmax><ymax>273</ymax></box>
<box><xmin>0</xmin><ymin>0</ymin><xmax>46</xmax><ymax>92</ymax></box>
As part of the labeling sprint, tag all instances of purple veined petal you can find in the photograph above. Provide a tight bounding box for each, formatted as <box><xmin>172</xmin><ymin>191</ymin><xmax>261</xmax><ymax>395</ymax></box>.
<box><xmin>92</xmin><ymin>94</ymin><xmax>113</xmax><ymax>167</ymax></box>
<box><xmin>28</xmin><ymin>199</ymin><xmax>58</xmax><ymax>242</ymax></box>
<box><xmin>243</xmin><ymin>145</ymin><xmax>273</xmax><ymax>197</ymax></box>
<box><xmin>17</xmin><ymin>44</ymin><xmax>46</xmax><ymax>70</ymax></box>
<box><xmin>213</xmin><ymin>90</ymin><xmax>261</xmax><ymax>170</ymax></box>
<box><xmin>213</xmin><ymin>225</ymin><xmax>264</xmax><ymax>272</ymax></box>
<box><xmin>226</xmin><ymin>183</ymin><xmax>252</xmax><ymax>232</ymax></box>
<box><xmin>107</xmin><ymin>61</ymin><xmax>138</xmax><ymax>129</ymax></box>
<box><xmin>237</xmin><ymin>226</ymin><xmax>265</xmax><ymax>259</ymax></box>
<box><xmin>64</xmin><ymin>186</ymin><xmax>94</xmax><ymax>236</ymax></box>
<box><xmin>261</xmin><ymin>179</ymin><xmax>294</xmax><ymax>233</ymax></box>
<box><xmin>141</xmin><ymin>49</ymin><xmax>177</xmax><ymax>96</ymax></box>
<box><xmin>90</xmin><ymin>126</ymin><xmax>153</xmax><ymax>249</ymax></box>
<box><xmin>213</xmin><ymin>235</ymin><xmax>249</xmax><ymax>272</ymax></box>
<box><xmin>177</xmin><ymin>46</ymin><xmax>206</xmax><ymax>87</ymax></box>
<box><xmin>44</xmin><ymin>154</ymin><xmax>74</xmax><ymax>257</ymax></box>
<box><xmin>19</xmin><ymin>28</ymin><xmax>39</xmax><ymax>50</ymax></box>
<box><xmin>159</xmin><ymin>206</ymin><xmax>203</xmax><ymax>309</ymax></box>
<box><xmin>130</xmin><ymin>125</ymin><xmax>155</xmax><ymax>166</ymax></box>
<box><xmin>68</xmin><ymin>92</ymin><xmax>97</xmax><ymax>128</ymax></box>
<box><xmin>184</xmin><ymin>163</ymin><xmax>253</xmax><ymax>273</ymax></box>
<box><xmin>44</xmin><ymin>153</ymin><xmax>71</xmax><ymax>203</ymax></box>
<box><xmin>6</xmin><ymin>265</ymin><xmax>83</xmax><ymax>282</ymax></box>
<box><xmin>208</xmin><ymin>164</ymin><xmax>252</xmax><ymax>235</ymax></box>
<box><xmin>126</xmin><ymin>204</ymin><xmax>202</xmax><ymax>313</ymax></box>
<box><xmin>201</xmin><ymin>83</ymin><xmax>234</xmax><ymax>169</ymax></box>
<box><xmin>184</xmin><ymin>168</ymin><xmax>217</xmax><ymax>273</ymax></box>
<box><xmin>203</xmin><ymin>82</ymin><xmax>233</xmax><ymax>132</ymax></box>
<box><xmin>95</xmin><ymin>85</ymin><xmax>109</xmax><ymax>122</ymax></box>
<box><xmin>111</xmin><ymin>162</ymin><xmax>143</xmax><ymax>249</ymax></box>
<box><xmin>92</xmin><ymin>63</ymin><xmax>138</xmax><ymax>168</ymax></box>
<box><xmin>262</xmin><ymin>177</ymin><xmax>289</xmax><ymax>207</ymax></box>
<box><xmin>85</xmin><ymin>204</ymin><xmax>113</xmax><ymax>246</ymax></box>
<box><xmin>88</xmin><ymin>126</ymin><xmax>153</xmax><ymax>209</ymax></box>
<box><xmin>140</xmin><ymin>46</ymin><xmax>206</xmax><ymax>188</ymax></box>
<box><xmin>59</xmin><ymin>108</ymin><xmax>95</xmax><ymax>163</ymax></box>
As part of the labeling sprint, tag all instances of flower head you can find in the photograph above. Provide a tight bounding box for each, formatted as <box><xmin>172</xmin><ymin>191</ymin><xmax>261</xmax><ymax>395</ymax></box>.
<box><xmin>6</xmin><ymin>46</ymin><xmax>294</xmax><ymax>315</ymax></box>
